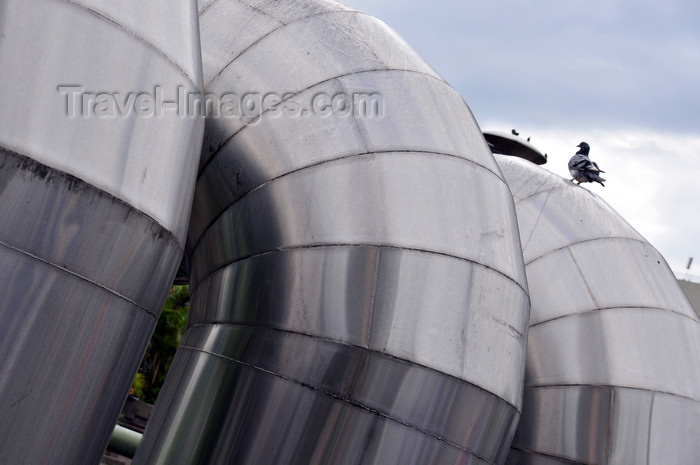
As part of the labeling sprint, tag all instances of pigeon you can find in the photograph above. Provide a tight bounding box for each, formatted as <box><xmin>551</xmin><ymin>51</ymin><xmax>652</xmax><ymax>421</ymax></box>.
<box><xmin>568</xmin><ymin>142</ymin><xmax>606</xmax><ymax>186</ymax></box>
<box><xmin>511</xmin><ymin>129</ymin><xmax>519</xmax><ymax>136</ymax></box>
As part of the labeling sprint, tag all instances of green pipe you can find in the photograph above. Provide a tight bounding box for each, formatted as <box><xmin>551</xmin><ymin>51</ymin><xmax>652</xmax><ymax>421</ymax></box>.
<box><xmin>107</xmin><ymin>424</ymin><xmax>142</xmax><ymax>458</ymax></box>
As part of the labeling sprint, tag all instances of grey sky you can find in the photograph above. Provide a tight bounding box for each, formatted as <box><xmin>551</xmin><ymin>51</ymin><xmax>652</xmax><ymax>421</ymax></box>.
<box><xmin>343</xmin><ymin>0</ymin><xmax>700</xmax><ymax>276</ymax></box>
<box><xmin>343</xmin><ymin>1</ymin><xmax>700</xmax><ymax>132</ymax></box>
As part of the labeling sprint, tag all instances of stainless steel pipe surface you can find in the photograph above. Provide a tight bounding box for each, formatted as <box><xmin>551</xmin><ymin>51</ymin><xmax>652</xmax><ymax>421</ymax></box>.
<box><xmin>3</xmin><ymin>1</ymin><xmax>697</xmax><ymax>463</ymax></box>
<box><xmin>134</xmin><ymin>1</ymin><xmax>530</xmax><ymax>464</ymax></box>
<box><xmin>0</xmin><ymin>1</ymin><xmax>203</xmax><ymax>463</ymax></box>
<box><xmin>497</xmin><ymin>156</ymin><xmax>700</xmax><ymax>465</ymax></box>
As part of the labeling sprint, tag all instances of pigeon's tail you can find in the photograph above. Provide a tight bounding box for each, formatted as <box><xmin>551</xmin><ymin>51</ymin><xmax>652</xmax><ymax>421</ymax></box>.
<box><xmin>584</xmin><ymin>171</ymin><xmax>606</xmax><ymax>186</ymax></box>
<box><xmin>591</xmin><ymin>174</ymin><xmax>606</xmax><ymax>186</ymax></box>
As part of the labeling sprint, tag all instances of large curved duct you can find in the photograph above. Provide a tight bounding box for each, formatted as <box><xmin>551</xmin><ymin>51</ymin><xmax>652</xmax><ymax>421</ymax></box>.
<box><xmin>0</xmin><ymin>1</ymin><xmax>203</xmax><ymax>463</ymax></box>
<box><xmin>3</xmin><ymin>2</ymin><xmax>698</xmax><ymax>464</ymax></box>
<box><xmin>496</xmin><ymin>156</ymin><xmax>700</xmax><ymax>464</ymax></box>
<box><xmin>134</xmin><ymin>0</ymin><xmax>530</xmax><ymax>464</ymax></box>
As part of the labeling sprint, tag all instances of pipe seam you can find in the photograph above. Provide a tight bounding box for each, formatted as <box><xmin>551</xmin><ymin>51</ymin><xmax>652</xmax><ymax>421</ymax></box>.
<box><xmin>192</xmin><ymin>243</ymin><xmax>530</xmax><ymax>310</ymax></box>
<box><xmin>190</xmin><ymin>149</ymin><xmax>508</xmax><ymax>259</ymax></box>
<box><xmin>0</xmin><ymin>142</ymin><xmax>186</xmax><ymax>251</ymax></box>
<box><xmin>185</xmin><ymin>320</ymin><xmax>526</xmax><ymax>409</ymax></box>
<box><xmin>177</xmin><ymin>339</ymin><xmax>507</xmax><ymax>464</ymax></box>
<box><xmin>197</xmin><ymin>67</ymin><xmax>464</xmax><ymax>177</ymax></box>
<box><xmin>524</xmin><ymin>236</ymin><xmax>656</xmax><ymax>267</ymax></box>
<box><xmin>530</xmin><ymin>304</ymin><xmax>700</xmax><ymax>328</ymax></box>
<box><xmin>522</xmin><ymin>383</ymin><xmax>700</xmax><ymax>404</ymax></box>
<box><xmin>508</xmin><ymin>447</ymin><xmax>588</xmax><ymax>465</ymax></box>
<box><xmin>0</xmin><ymin>240</ymin><xmax>159</xmax><ymax>321</ymax></box>
<box><xmin>61</xmin><ymin>0</ymin><xmax>199</xmax><ymax>86</ymax></box>
<box><xmin>201</xmin><ymin>9</ymin><xmax>382</xmax><ymax>89</ymax></box>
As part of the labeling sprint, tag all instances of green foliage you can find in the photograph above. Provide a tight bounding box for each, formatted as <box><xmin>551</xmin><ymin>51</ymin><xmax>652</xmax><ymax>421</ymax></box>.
<box><xmin>130</xmin><ymin>285</ymin><xmax>190</xmax><ymax>404</ymax></box>
<box><xmin>130</xmin><ymin>372</ymin><xmax>146</xmax><ymax>399</ymax></box>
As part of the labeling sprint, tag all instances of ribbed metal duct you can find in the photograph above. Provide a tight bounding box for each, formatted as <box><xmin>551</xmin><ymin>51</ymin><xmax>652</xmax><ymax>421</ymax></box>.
<box><xmin>0</xmin><ymin>1</ymin><xmax>203</xmax><ymax>463</ymax></box>
<box><xmin>134</xmin><ymin>1</ymin><xmax>530</xmax><ymax>464</ymax></box>
<box><xmin>496</xmin><ymin>156</ymin><xmax>700</xmax><ymax>464</ymax></box>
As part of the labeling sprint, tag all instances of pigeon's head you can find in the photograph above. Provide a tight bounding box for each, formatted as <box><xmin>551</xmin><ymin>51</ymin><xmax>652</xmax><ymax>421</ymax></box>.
<box><xmin>576</xmin><ymin>142</ymin><xmax>590</xmax><ymax>154</ymax></box>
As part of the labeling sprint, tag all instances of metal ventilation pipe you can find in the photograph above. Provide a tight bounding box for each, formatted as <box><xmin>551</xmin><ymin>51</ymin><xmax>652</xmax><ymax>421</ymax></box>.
<box><xmin>496</xmin><ymin>156</ymin><xmax>700</xmax><ymax>464</ymax></box>
<box><xmin>134</xmin><ymin>1</ymin><xmax>530</xmax><ymax>463</ymax></box>
<box><xmin>0</xmin><ymin>1</ymin><xmax>203</xmax><ymax>463</ymax></box>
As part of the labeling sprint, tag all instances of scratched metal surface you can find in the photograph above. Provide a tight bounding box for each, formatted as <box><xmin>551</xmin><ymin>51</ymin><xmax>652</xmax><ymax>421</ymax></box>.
<box><xmin>134</xmin><ymin>1</ymin><xmax>530</xmax><ymax>464</ymax></box>
<box><xmin>498</xmin><ymin>156</ymin><xmax>700</xmax><ymax>465</ymax></box>
<box><xmin>0</xmin><ymin>1</ymin><xmax>203</xmax><ymax>463</ymax></box>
